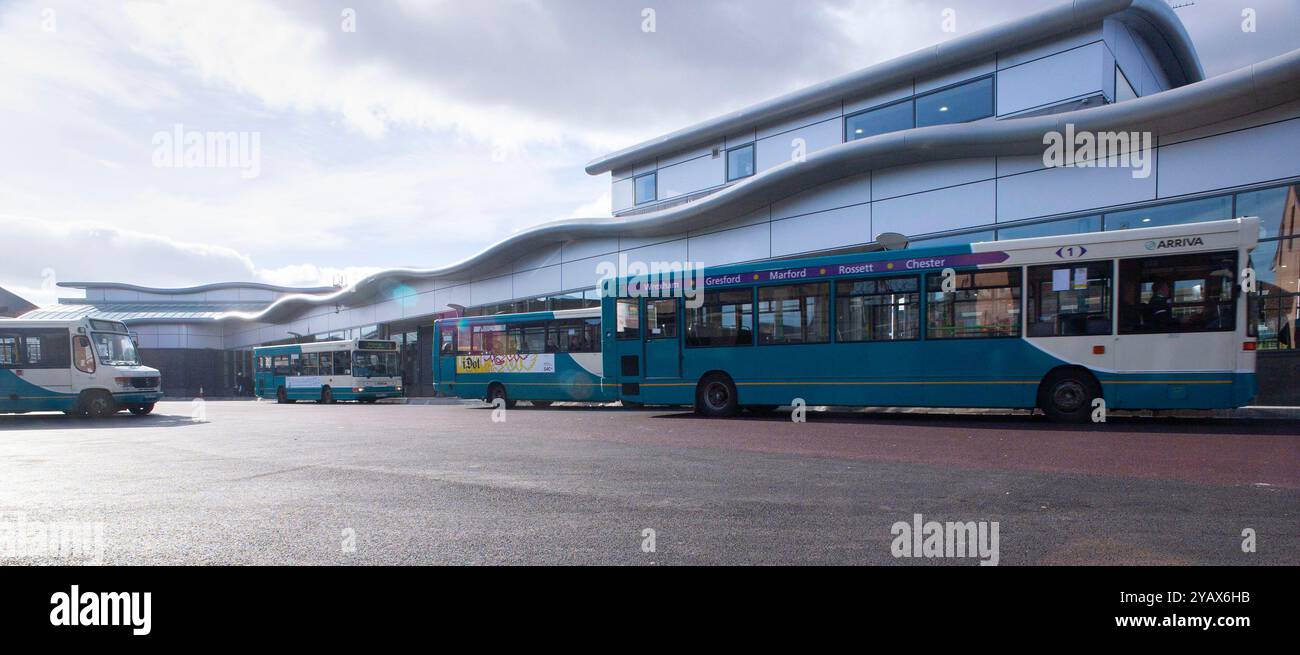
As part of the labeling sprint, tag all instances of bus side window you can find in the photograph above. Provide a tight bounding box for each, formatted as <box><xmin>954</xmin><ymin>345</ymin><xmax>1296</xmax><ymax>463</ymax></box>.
<box><xmin>439</xmin><ymin>328</ymin><xmax>454</xmax><ymax>354</ymax></box>
<box><xmin>1027</xmin><ymin>262</ymin><xmax>1113</xmax><ymax>337</ymax></box>
<box><xmin>334</xmin><ymin>351</ymin><xmax>351</xmax><ymax>375</ymax></box>
<box><xmin>1118</xmin><ymin>252</ymin><xmax>1237</xmax><ymax>335</ymax></box>
<box><xmin>302</xmin><ymin>352</ymin><xmax>318</xmax><ymax>377</ymax></box>
<box><xmin>0</xmin><ymin>333</ymin><xmax>17</xmax><ymax>367</ymax></box>
<box><xmin>289</xmin><ymin>353</ymin><xmax>301</xmax><ymax>376</ymax></box>
<box><xmin>616</xmin><ymin>299</ymin><xmax>641</xmax><ymax>340</ymax></box>
<box><xmin>73</xmin><ymin>335</ymin><xmax>96</xmax><ymax>374</ymax></box>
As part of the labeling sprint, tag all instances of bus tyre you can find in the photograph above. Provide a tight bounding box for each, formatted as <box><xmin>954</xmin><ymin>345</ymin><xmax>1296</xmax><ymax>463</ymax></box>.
<box><xmin>128</xmin><ymin>403</ymin><xmax>155</xmax><ymax>416</ymax></box>
<box><xmin>1040</xmin><ymin>370</ymin><xmax>1101</xmax><ymax>424</ymax></box>
<box><xmin>276</xmin><ymin>387</ymin><xmax>295</xmax><ymax>404</ymax></box>
<box><xmin>81</xmin><ymin>391</ymin><xmax>117</xmax><ymax>419</ymax></box>
<box><xmin>696</xmin><ymin>374</ymin><xmax>739</xmax><ymax>417</ymax></box>
<box><xmin>488</xmin><ymin>384</ymin><xmax>516</xmax><ymax>409</ymax></box>
<box><xmin>320</xmin><ymin>387</ymin><xmax>333</xmax><ymax>404</ymax></box>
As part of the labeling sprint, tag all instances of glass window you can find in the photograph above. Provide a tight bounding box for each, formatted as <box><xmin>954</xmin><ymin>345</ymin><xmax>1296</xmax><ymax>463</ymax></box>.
<box><xmin>289</xmin><ymin>353</ymin><xmax>301</xmax><ymax>376</ymax></box>
<box><xmin>1119</xmin><ymin>252</ymin><xmax>1238</xmax><ymax>334</ymax></box>
<box><xmin>647</xmin><ymin>299</ymin><xmax>678</xmax><ymax>339</ymax></box>
<box><xmin>439</xmin><ymin>328</ymin><xmax>455</xmax><ymax>355</ymax></box>
<box><xmin>456</xmin><ymin>324</ymin><xmax>473</xmax><ymax>353</ymax></box>
<box><xmin>998</xmin><ymin>216</ymin><xmax>1102</xmax><ymax>241</ymax></box>
<box><xmin>1236</xmin><ymin>184</ymin><xmax>1300</xmax><ymax>240</ymax></box>
<box><xmin>836</xmin><ymin>276</ymin><xmax>920</xmax><ymax>342</ymax></box>
<box><xmin>634</xmin><ymin>173</ymin><xmax>657</xmax><ymax>205</ymax></box>
<box><xmin>318</xmin><ymin>352</ymin><xmax>334</xmax><ymax>376</ymax></box>
<box><xmin>1116</xmin><ymin>66</ymin><xmax>1138</xmax><ymax>102</ymax></box>
<box><xmin>517</xmin><ymin>324</ymin><xmax>547</xmax><ymax>353</ymax></box>
<box><xmin>926</xmin><ymin>268</ymin><xmax>1022</xmax><ymax>339</ymax></box>
<box><xmin>757</xmin><ymin>283</ymin><xmax>830</xmax><ymax>344</ymax></box>
<box><xmin>1027</xmin><ymin>262</ymin><xmax>1114</xmax><ymax>337</ymax></box>
<box><xmin>916</xmin><ymin>77</ymin><xmax>994</xmax><ymax>128</ymax></box>
<box><xmin>616</xmin><ymin>299</ymin><xmax>640</xmax><ymax>340</ymax></box>
<box><xmin>0</xmin><ymin>334</ymin><xmax>16</xmax><ymax>367</ymax></box>
<box><xmin>846</xmin><ymin>100</ymin><xmax>914</xmax><ymax>141</ymax></box>
<box><xmin>727</xmin><ymin>144</ymin><xmax>755</xmax><ymax>181</ymax></box>
<box><xmin>334</xmin><ymin>350</ymin><xmax>352</xmax><ymax>375</ymax></box>
<box><xmin>73</xmin><ymin>335</ymin><xmax>96</xmax><ymax>373</ymax></box>
<box><xmin>686</xmin><ymin>289</ymin><xmax>754</xmax><ymax>347</ymax></box>
<box><xmin>302</xmin><ymin>352</ymin><xmax>319</xmax><ymax>376</ymax></box>
<box><xmin>272</xmin><ymin>355</ymin><xmax>290</xmax><ymax>376</ymax></box>
<box><xmin>474</xmin><ymin>324</ymin><xmax>515</xmax><ymax>354</ymax></box>
<box><xmin>1104</xmin><ymin>196</ymin><xmax>1233</xmax><ymax>231</ymax></box>
<box><xmin>548</xmin><ymin>318</ymin><xmax>601</xmax><ymax>353</ymax></box>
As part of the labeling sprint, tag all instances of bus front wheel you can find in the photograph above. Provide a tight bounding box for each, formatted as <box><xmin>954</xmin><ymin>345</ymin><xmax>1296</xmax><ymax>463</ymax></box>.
<box><xmin>1039</xmin><ymin>369</ymin><xmax>1101</xmax><ymax>423</ymax></box>
<box><xmin>696</xmin><ymin>374</ymin><xmax>739</xmax><ymax>417</ymax></box>
<box><xmin>487</xmin><ymin>383</ymin><xmax>517</xmax><ymax>409</ymax></box>
<box><xmin>81</xmin><ymin>391</ymin><xmax>117</xmax><ymax>419</ymax></box>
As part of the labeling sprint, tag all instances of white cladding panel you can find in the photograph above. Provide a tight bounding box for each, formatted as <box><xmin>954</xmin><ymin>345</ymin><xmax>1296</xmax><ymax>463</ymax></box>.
<box><xmin>997</xmin><ymin>42</ymin><xmax>1106</xmax><ymax>115</ymax></box>
<box><xmin>771</xmin><ymin>204</ymin><xmax>870</xmax><ymax>257</ymax></box>
<box><xmin>872</xmin><ymin>180</ymin><xmax>996</xmax><ymax>239</ymax></box>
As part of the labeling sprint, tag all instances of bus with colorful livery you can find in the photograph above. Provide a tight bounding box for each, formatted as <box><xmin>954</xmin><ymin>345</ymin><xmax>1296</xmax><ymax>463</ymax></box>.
<box><xmin>432</xmin><ymin>307</ymin><xmax>614</xmax><ymax>407</ymax></box>
<box><xmin>603</xmin><ymin>217</ymin><xmax>1259</xmax><ymax>421</ymax></box>
<box><xmin>0</xmin><ymin>317</ymin><xmax>163</xmax><ymax>417</ymax></box>
<box><xmin>254</xmin><ymin>338</ymin><xmax>402</xmax><ymax>404</ymax></box>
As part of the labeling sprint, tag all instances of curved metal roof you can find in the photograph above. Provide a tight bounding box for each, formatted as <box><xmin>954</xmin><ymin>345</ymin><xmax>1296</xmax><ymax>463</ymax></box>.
<box><xmin>217</xmin><ymin>45</ymin><xmax>1300</xmax><ymax>324</ymax></box>
<box><xmin>584</xmin><ymin>0</ymin><xmax>1204</xmax><ymax>176</ymax></box>
<box><xmin>58</xmin><ymin>281</ymin><xmax>338</xmax><ymax>295</ymax></box>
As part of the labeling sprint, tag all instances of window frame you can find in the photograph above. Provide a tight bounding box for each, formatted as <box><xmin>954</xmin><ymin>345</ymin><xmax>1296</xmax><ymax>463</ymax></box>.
<box><xmin>834</xmin><ymin>275</ymin><xmax>922</xmax><ymax>343</ymax></box>
<box><xmin>914</xmin><ymin>75</ymin><xmax>996</xmax><ymax>128</ymax></box>
<box><xmin>685</xmin><ymin>288</ymin><xmax>756</xmax><ymax>349</ymax></box>
<box><xmin>924</xmin><ymin>267</ymin><xmax>1024</xmax><ymax>340</ymax></box>
<box><xmin>633</xmin><ymin>172</ymin><xmax>657</xmax><ymax>206</ymax></box>
<box><xmin>756</xmin><ymin>282</ymin><xmax>831</xmax><ymax>346</ymax></box>
<box><xmin>845</xmin><ymin>97</ymin><xmax>915</xmax><ymax>142</ymax></box>
<box><xmin>1117</xmin><ymin>251</ymin><xmax>1240</xmax><ymax>336</ymax></box>
<box><xmin>1026</xmin><ymin>260</ymin><xmax>1116</xmax><ymax>338</ymax></box>
<box><xmin>725</xmin><ymin>143</ymin><xmax>755</xmax><ymax>182</ymax></box>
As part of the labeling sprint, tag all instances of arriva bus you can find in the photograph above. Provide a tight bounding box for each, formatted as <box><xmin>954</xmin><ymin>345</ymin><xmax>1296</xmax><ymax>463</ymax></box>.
<box><xmin>432</xmin><ymin>307</ymin><xmax>615</xmax><ymax>407</ymax></box>
<box><xmin>604</xmin><ymin>217</ymin><xmax>1260</xmax><ymax>421</ymax></box>
<box><xmin>0</xmin><ymin>317</ymin><xmax>163</xmax><ymax>417</ymax></box>
<box><xmin>254</xmin><ymin>339</ymin><xmax>402</xmax><ymax>404</ymax></box>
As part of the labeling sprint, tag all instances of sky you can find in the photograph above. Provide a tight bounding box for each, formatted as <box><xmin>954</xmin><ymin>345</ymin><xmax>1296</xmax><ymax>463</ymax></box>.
<box><xmin>2</xmin><ymin>0</ymin><xmax>1297</xmax><ymax>307</ymax></box>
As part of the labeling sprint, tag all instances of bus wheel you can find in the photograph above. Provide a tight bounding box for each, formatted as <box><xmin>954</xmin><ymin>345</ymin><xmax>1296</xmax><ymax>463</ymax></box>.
<box><xmin>128</xmin><ymin>403</ymin><xmax>155</xmax><ymax>416</ymax></box>
<box><xmin>487</xmin><ymin>383</ymin><xmax>517</xmax><ymax>409</ymax></box>
<box><xmin>696</xmin><ymin>374</ymin><xmax>739</xmax><ymax>417</ymax></box>
<box><xmin>1039</xmin><ymin>369</ymin><xmax>1101</xmax><ymax>423</ymax></box>
<box><xmin>81</xmin><ymin>391</ymin><xmax>117</xmax><ymax>419</ymax></box>
<box><xmin>319</xmin><ymin>387</ymin><xmax>333</xmax><ymax>404</ymax></box>
<box><xmin>530</xmin><ymin>400</ymin><xmax>553</xmax><ymax>408</ymax></box>
<box><xmin>276</xmin><ymin>387</ymin><xmax>295</xmax><ymax>404</ymax></box>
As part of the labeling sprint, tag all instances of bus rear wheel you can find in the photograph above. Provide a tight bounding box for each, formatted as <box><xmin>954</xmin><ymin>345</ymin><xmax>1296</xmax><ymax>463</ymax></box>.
<box><xmin>696</xmin><ymin>374</ymin><xmax>739</xmax><ymax>417</ymax></box>
<box><xmin>487</xmin><ymin>383</ymin><xmax>517</xmax><ymax>409</ymax></box>
<box><xmin>127</xmin><ymin>403</ymin><xmax>155</xmax><ymax>416</ymax></box>
<box><xmin>1040</xmin><ymin>369</ymin><xmax>1101</xmax><ymax>423</ymax></box>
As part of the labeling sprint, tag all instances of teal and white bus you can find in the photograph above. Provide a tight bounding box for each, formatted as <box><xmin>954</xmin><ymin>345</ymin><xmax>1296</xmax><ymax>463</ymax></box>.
<box><xmin>432</xmin><ymin>307</ymin><xmax>615</xmax><ymax>407</ymax></box>
<box><xmin>604</xmin><ymin>217</ymin><xmax>1260</xmax><ymax>421</ymax></box>
<box><xmin>1</xmin><ymin>317</ymin><xmax>163</xmax><ymax>417</ymax></box>
<box><xmin>254</xmin><ymin>338</ymin><xmax>402</xmax><ymax>404</ymax></box>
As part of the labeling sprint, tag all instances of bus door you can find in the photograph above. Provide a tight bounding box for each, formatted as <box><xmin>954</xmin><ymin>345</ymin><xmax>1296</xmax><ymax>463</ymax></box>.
<box><xmin>611</xmin><ymin>298</ymin><xmax>646</xmax><ymax>395</ymax></box>
<box><xmin>435</xmin><ymin>324</ymin><xmax>457</xmax><ymax>387</ymax></box>
<box><xmin>643</xmin><ymin>298</ymin><xmax>681</xmax><ymax>380</ymax></box>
